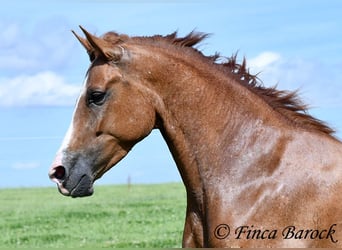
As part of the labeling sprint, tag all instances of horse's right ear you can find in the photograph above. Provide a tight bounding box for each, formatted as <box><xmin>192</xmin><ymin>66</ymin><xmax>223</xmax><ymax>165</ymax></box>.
<box><xmin>72</xmin><ymin>30</ymin><xmax>95</xmax><ymax>61</ymax></box>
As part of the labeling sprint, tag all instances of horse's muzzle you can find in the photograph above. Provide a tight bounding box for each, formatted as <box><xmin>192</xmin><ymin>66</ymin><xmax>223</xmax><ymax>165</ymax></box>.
<box><xmin>49</xmin><ymin>153</ymin><xmax>94</xmax><ymax>198</ymax></box>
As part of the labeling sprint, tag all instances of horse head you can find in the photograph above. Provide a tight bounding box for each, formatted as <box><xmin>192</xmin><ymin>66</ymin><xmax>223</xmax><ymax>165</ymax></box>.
<box><xmin>49</xmin><ymin>27</ymin><xmax>156</xmax><ymax>197</ymax></box>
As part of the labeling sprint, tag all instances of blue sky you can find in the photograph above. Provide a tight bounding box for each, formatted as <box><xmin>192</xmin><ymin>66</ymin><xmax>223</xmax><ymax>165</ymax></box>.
<box><xmin>0</xmin><ymin>0</ymin><xmax>341</xmax><ymax>188</ymax></box>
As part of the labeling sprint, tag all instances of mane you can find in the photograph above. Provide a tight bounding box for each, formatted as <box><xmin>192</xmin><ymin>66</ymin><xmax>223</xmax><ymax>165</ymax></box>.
<box><xmin>103</xmin><ymin>31</ymin><xmax>335</xmax><ymax>136</ymax></box>
<box><xmin>222</xmin><ymin>54</ymin><xmax>335</xmax><ymax>136</ymax></box>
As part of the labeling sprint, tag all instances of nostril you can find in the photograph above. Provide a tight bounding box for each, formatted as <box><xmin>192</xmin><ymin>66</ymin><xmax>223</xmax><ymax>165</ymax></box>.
<box><xmin>53</xmin><ymin>166</ymin><xmax>66</xmax><ymax>180</ymax></box>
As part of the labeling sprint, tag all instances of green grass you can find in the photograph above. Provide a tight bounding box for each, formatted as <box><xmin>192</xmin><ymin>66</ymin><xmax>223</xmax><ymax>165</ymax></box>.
<box><xmin>0</xmin><ymin>183</ymin><xmax>186</xmax><ymax>248</ymax></box>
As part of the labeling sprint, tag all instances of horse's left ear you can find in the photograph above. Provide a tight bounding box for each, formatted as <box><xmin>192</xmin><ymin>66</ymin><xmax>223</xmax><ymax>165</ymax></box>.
<box><xmin>72</xmin><ymin>30</ymin><xmax>92</xmax><ymax>52</ymax></box>
<box><xmin>79</xmin><ymin>26</ymin><xmax>123</xmax><ymax>63</ymax></box>
<box><xmin>72</xmin><ymin>30</ymin><xmax>95</xmax><ymax>61</ymax></box>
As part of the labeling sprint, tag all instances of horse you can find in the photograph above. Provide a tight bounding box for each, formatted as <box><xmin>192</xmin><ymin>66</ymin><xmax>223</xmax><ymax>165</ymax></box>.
<box><xmin>49</xmin><ymin>26</ymin><xmax>342</xmax><ymax>247</ymax></box>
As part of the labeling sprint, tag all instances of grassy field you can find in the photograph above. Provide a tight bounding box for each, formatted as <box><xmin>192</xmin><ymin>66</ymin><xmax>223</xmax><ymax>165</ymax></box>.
<box><xmin>0</xmin><ymin>183</ymin><xmax>186</xmax><ymax>248</ymax></box>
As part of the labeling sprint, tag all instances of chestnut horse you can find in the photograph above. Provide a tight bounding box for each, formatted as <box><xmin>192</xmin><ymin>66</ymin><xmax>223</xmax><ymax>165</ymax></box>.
<box><xmin>49</xmin><ymin>26</ymin><xmax>342</xmax><ymax>247</ymax></box>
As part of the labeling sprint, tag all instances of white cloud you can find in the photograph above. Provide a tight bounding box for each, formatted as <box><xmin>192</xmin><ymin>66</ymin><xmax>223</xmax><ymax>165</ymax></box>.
<box><xmin>247</xmin><ymin>52</ymin><xmax>342</xmax><ymax>108</ymax></box>
<box><xmin>0</xmin><ymin>71</ymin><xmax>80</xmax><ymax>106</ymax></box>
<box><xmin>248</xmin><ymin>52</ymin><xmax>281</xmax><ymax>70</ymax></box>
<box><xmin>0</xmin><ymin>19</ymin><xmax>77</xmax><ymax>75</ymax></box>
<box><xmin>12</xmin><ymin>161</ymin><xmax>41</xmax><ymax>170</ymax></box>
<box><xmin>0</xmin><ymin>22</ymin><xmax>19</xmax><ymax>48</ymax></box>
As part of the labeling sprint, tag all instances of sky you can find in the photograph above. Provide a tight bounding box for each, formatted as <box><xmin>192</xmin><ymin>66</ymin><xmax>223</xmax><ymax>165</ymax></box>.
<box><xmin>0</xmin><ymin>0</ymin><xmax>341</xmax><ymax>188</ymax></box>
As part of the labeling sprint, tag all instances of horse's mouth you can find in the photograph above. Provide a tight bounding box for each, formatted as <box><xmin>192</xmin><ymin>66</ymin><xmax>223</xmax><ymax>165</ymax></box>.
<box><xmin>70</xmin><ymin>175</ymin><xmax>94</xmax><ymax>197</ymax></box>
<box><xmin>56</xmin><ymin>178</ymin><xmax>94</xmax><ymax>198</ymax></box>
<box><xmin>50</xmin><ymin>169</ymin><xmax>94</xmax><ymax>198</ymax></box>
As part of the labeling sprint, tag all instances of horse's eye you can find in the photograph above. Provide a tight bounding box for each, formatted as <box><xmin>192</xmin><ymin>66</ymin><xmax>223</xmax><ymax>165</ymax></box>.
<box><xmin>87</xmin><ymin>90</ymin><xmax>107</xmax><ymax>106</ymax></box>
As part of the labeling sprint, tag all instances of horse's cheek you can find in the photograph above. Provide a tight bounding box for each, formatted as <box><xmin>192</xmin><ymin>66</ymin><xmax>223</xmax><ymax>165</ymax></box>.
<box><xmin>109</xmin><ymin>105</ymin><xmax>155</xmax><ymax>142</ymax></box>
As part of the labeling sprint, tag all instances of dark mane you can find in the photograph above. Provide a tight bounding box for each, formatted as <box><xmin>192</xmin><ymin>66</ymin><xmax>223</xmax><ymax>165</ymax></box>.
<box><xmin>163</xmin><ymin>31</ymin><xmax>335</xmax><ymax>136</ymax></box>
<box><xmin>103</xmin><ymin>31</ymin><xmax>335</xmax><ymax>136</ymax></box>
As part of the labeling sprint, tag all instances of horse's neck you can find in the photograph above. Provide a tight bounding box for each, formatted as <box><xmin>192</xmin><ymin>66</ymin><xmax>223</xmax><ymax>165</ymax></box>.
<box><xmin>147</xmin><ymin>52</ymin><xmax>286</xmax><ymax>194</ymax></box>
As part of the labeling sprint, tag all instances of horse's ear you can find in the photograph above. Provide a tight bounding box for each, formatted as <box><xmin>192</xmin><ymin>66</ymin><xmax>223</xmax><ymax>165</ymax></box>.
<box><xmin>72</xmin><ymin>30</ymin><xmax>92</xmax><ymax>52</ymax></box>
<box><xmin>72</xmin><ymin>30</ymin><xmax>95</xmax><ymax>61</ymax></box>
<box><xmin>79</xmin><ymin>26</ymin><xmax>123</xmax><ymax>63</ymax></box>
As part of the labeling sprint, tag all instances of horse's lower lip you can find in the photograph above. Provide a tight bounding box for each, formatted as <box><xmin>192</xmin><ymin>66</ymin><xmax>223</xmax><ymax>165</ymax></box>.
<box><xmin>49</xmin><ymin>174</ymin><xmax>71</xmax><ymax>196</ymax></box>
<box><xmin>53</xmin><ymin>175</ymin><xmax>94</xmax><ymax>198</ymax></box>
<box><xmin>56</xmin><ymin>182</ymin><xmax>71</xmax><ymax>196</ymax></box>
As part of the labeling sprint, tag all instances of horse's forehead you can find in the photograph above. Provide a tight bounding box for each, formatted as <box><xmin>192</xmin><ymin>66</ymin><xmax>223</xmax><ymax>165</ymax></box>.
<box><xmin>86</xmin><ymin>63</ymin><xmax>120</xmax><ymax>87</ymax></box>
